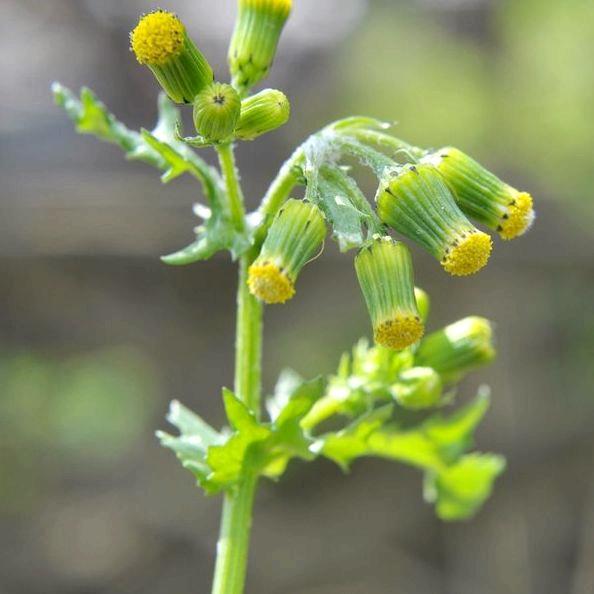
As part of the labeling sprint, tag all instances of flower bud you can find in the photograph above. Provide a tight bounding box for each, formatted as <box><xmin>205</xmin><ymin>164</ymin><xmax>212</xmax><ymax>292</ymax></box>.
<box><xmin>193</xmin><ymin>82</ymin><xmax>241</xmax><ymax>143</ymax></box>
<box><xmin>248</xmin><ymin>199</ymin><xmax>326</xmax><ymax>304</ymax></box>
<box><xmin>392</xmin><ymin>367</ymin><xmax>443</xmax><ymax>410</ymax></box>
<box><xmin>424</xmin><ymin>148</ymin><xmax>535</xmax><ymax>240</ymax></box>
<box><xmin>376</xmin><ymin>164</ymin><xmax>493</xmax><ymax>277</ymax></box>
<box><xmin>414</xmin><ymin>287</ymin><xmax>430</xmax><ymax>323</ymax></box>
<box><xmin>234</xmin><ymin>89</ymin><xmax>290</xmax><ymax>140</ymax></box>
<box><xmin>355</xmin><ymin>237</ymin><xmax>424</xmax><ymax>351</ymax></box>
<box><xmin>130</xmin><ymin>11</ymin><xmax>214</xmax><ymax>104</ymax></box>
<box><xmin>228</xmin><ymin>0</ymin><xmax>292</xmax><ymax>93</ymax></box>
<box><xmin>415</xmin><ymin>316</ymin><xmax>496</xmax><ymax>383</ymax></box>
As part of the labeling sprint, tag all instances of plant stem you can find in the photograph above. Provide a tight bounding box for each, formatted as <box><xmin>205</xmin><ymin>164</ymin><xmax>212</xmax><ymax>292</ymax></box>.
<box><xmin>217</xmin><ymin>143</ymin><xmax>247</xmax><ymax>232</ymax></box>
<box><xmin>211</xmin><ymin>143</ymin><xmax>263</xmax><ymax>594</ymax></box>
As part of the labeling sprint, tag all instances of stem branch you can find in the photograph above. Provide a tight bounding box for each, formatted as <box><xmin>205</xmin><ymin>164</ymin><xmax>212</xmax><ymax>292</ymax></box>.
<box><xmin>217</xmin><ymin>143</ymin><xmax>247</xmax><ymax>232</ymax></box>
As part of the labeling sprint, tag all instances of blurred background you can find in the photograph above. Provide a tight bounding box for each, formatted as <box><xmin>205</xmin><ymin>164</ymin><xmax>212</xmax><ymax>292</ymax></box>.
<box><xmin>1</xmin><ymin>0</ymin><xmax>593</xmax><ymax>593</ymax></box>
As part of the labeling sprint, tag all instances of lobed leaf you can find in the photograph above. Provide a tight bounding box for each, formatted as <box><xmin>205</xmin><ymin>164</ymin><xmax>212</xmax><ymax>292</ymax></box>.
<box><xmin>424</xmin><ymin>453</ymin><xmax>506</xmax><ymax>520</ymax></box>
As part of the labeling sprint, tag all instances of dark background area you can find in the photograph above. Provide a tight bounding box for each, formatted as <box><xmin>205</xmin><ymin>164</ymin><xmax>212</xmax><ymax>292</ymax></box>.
<box><xmin>1</xmin><ymin>1</ymin><xmax>593</xmax><ymax>593</ymax></box>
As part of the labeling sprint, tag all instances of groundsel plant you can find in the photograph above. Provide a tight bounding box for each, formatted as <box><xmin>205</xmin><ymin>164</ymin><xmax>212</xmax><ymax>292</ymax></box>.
<box><xmin>53</xmin><ymin>2</ymin><xmax>535</xmax><ymax>593</ymax></box>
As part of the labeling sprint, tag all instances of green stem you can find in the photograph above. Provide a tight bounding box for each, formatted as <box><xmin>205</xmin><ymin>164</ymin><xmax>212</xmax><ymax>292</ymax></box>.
<box><xmin>211</xmin><ymin>469</ymin><xmax>258</xmax><ymax>594</ymax></box>
<box><xmin>211</xmin><ymin>143</ymin><xmax>263</xmax><ymax>594</ymax></box>
<box><xmin>234</xmin><ymin>254</ymin><xmax>263</xmax><ymax>416</ymax></box>
<box><xmin>217</xmin><ymin>143</ymin><xmax>247</xmax><ymax>232</ymax></box>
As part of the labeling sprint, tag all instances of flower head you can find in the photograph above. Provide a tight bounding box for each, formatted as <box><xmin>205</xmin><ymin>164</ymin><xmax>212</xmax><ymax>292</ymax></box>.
<box><xmin>248</xmin><ymin>199</ymin><xmax>326</xmax><ymax>304</ymax></box>
<box><xmin>130</xmin><ymin>10</ymin><xmax>213</xmax><ymax>104</ymax></box>
<box><xmin>130</xmin><ymin>11</ymin><xmax>185</xmax><ymax>66</ymax></box>
<box><xmin>193</xmin><ymin>82</ymin><xmax>241</xmax><ymax>143</ymax></box>
<box><xmin>234</xmin><ymin>89</ymin><xmax>290</xmax><ymax>141</ymax></box>
<box><xmin>424</xmin><ymin>148</ymin><xmax>535</xmax><ymax>240</ymax></box>
<box><xmin>229</xmin><ymin>0</ymin><xmax>292</xmax><ymax>92</ymax></box>
<box><xmin>392</xmin><ymin>367</ymin><xmax>443</xmax><ymax>410</ymax></box>
<box><xmin>415</xmin><ymin>316</ymin><xmax>496</xmax><ymax>383</ymax></box>
<box><xmin>377</xmin><ymin>163</ymin><xmax>493</xmax><ymax>276</ymax></box>
<box><xmin>355</xmin><ymin>237</ymin><xmax>424</xmax><ymax>351</ymax></box>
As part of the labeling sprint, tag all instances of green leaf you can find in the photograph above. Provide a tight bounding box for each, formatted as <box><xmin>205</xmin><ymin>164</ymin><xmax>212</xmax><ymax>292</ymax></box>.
<box><xmin>160</xmin><ymin>203</ymin><xmax>248</xmax><ymax>265</ymax></box>
<box><xmin>204</xmin><ymin>390</ymin><xmax>272</xmax><ymax>493</ymax></box>
<box><xmin>424</xmin><ymin>453</ymin><xmax>506</xmax><ymax>521</ymax></box>
<box><xmin>421</xmin><ymin>387</ymin><xmax>491</xmax><ymax>462</ymax></box>
<box><xmin>313</xmin><ymin>405</ymin><xmax>394</xmax><ymax>470</ymax></box>
<box><xmin>156</xmin><ymin>400</ymin><xmax>222</xmax><ymax>486</ymax></box>
<box><xmin>261</xmin><ymin>375</ymin><xmax>326</xmax><ymax>478</ymax></box>
<box><xmin>53</xmin><ymin>84</ymin><xmax>223</xmax><ymax>203</ymax></box>
<box><xmin>367</xmin><ymin>390</ymin><xmax>491</xmax><ymax>471</ymax></box>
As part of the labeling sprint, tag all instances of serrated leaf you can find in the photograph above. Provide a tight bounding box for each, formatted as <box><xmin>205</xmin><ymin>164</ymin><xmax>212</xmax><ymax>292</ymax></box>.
<box><xmin>424</xmin><ymin>453</ymin><xmax>506</xmax><ymax>521</ymax></box>
<box><xmin>314</xmin><ymin>405</ymin><xmax>394</xmax><ymax>469</ymax></box>
<box><xmin>53</xmin><ymin>84</ymin><xmax>223</xmax><ymax>204</ymax></box>
<box><xmin>157</xmin><ymin>400</ymin><xmax>222</xmax><ymax>486</ymax></box>
<box><xmin>367</xmin><ymin>390</ymin><xmax>491</xmax><ymax>471</ymax></box>
<box><xmin>421</xmin><ymin>388</ymin><xmax>491</xmax><ymax>462</ymax></box>
<box><xmin>204</xmin><ymin>390</ymin><xmax>272</xmax><ymax>493</ymax></box>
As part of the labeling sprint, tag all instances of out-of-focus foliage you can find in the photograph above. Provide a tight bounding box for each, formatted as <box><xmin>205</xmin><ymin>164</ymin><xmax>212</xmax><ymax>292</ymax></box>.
<box><xmin>338</xmin><ymin>0</ymin><xmax>594</xmax><ymax>219</ymax></box>
<box><xmin>160</xmin><ymin>336</ymin><xmax>503</xmax><ymax>521</ymax></box>
<box><xmin>0</xmin><ymin>349</ymin><xmax>156</xmax><ymax>513</ymax></box>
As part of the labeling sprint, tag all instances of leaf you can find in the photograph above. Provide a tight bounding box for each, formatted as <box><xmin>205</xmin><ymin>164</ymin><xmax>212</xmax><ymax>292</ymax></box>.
<box><xmin>421</xmin><ymin>387</ymin><xmax>491</xmax><ymax>462</ymax></box>
<box><xmin>262</xmin><ymin>375</ymin><xmax>326</xmax><ymax>478</ymax></box>
<box><xmin>204</xmin><ymin>390</ymin><xmax>272</xmax><ymax>493</ymax></box>
<box><xmin>313</xmin><ymin>405</ymin><xmax>394</xmax><ymax>470</ymax></box>
<box><xmin>367</xmin><ymin>390</ymin><xmax>492</xmax><ymax>471</ymax></box>
<box><xmin>160</xmin><ymin>204</ymin><xmax>245</xmax><ymax>265</ymax></box>
<box><xmin>53</xmin><ymin>84</ymin><xmax>223</xmax><ymax>204</ymax></box>
<box><xmin>156</xmin><ymin>400</ymin><xmax>222</xmax><ymax>486</ymax></box>
<box><xmin>424</xmin><ymin>453</ymin><xmax>506</xmax><ymax>521</ymax></box>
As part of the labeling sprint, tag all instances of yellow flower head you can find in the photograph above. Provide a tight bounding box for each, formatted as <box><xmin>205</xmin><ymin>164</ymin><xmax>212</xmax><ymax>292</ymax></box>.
<box><xmin>441</xmin><ymin>231</ymin><xmax>493</xmax><ymax>277</ymax></box>
<box><xmin>375</xmin><ymin>315</ymin><xmax>425</xmax><ymax>351</ymax></box>
<box><xmin>424</xmin><ymin>147</ymin><xmax>535</xmax><ymax>242</ymax></box>
<box><xmin>248</xmin><ymin>262</ymin><xmax>295</xmax><ymax>304</ymax></box>
<box><xmin>498</xmin><ymin>191</ymin><xmax>535</xmax><ymax>240</ymax></box>
<box><xmin>130</xmin><ymin>11</ymin><xmax>185</xmax><ymax>66</ymax></box>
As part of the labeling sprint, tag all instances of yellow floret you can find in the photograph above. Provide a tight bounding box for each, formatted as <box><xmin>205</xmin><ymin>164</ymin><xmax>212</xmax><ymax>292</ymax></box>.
<box><xmin>248</xmin><ymin>262</ymin><xmax>295</xmax><ymax>304</ymax></box>
<box><xmin>130</xmin><ymin>11</ymin><xmax>185</xmax><ymax>66</ymax></box>
<box><xmin>374</xmin><ymin>315</ymin><xmax>424</xmax><ymax>351</ymax></box>
<box><xmin>442</xmin><ymin>232</ymin><xmax>493</xmax><ymax>277</ymax></box>
<box><xmin>499</xmin><ymin>192</ymin><xmax>535</xmax><ymax>240</ymax></box>
<box><xmin>241</xmin><ymin>0</ymin><xmax>292</xmax><ymax>16</ymax></box>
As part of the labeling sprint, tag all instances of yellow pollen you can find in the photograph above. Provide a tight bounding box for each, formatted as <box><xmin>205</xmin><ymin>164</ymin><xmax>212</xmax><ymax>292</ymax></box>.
<box><xmin>130</xmin><ymin>11</ymin><xmax>185</xmax><ymax>66</ymax></box>
<box><xmin>374</xmin><ymin>315</ymin><xmax>424</xmax><ymax>351</ymax></box>
<box><xmin>442</xmin><ymin>232</ymin><xmax>493</xmax><ymax>276</ymax></box>
<box><xmin>499</xmin><ymin>192</ymin><xmax>535</xmax><ymax>240</ymax></box>
<box><xmin>247</xmin><ymin>262</ymin><xmax>295</xmax><ymax>304</ymax></box>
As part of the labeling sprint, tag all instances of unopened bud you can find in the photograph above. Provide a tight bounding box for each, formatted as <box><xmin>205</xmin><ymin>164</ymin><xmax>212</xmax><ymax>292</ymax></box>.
<box><xmin>414</xmin><ymin>287</ymin><xmax>430</xmax><ymax>323</ymax></box>
<box><xmin>193</xmin><ymin>82</ymin><xmax>241</xmax><ymax>143</ymax></box>
<box><xmin>248</xmin><ymin>199</ymin><xmax>326</xmax><ymax>304</ymax></box>
<box><xmin>229</xmin><ymin>0</ymin><xmax>292</xmax><ymax>93</ymax></box>
<box><xmin>424</xmin><ymin>148</ymin><xmax>535</xmax><ymax>241</ymax></box>
<box><xmin>415</xmin><ymin>316</ymin><xmax>496</xmax><ymax>383</ymax></box>
<box><xmin>377</xmin><ymin>164</ymin><xmax>493</xmax><ymax>277</ymax></box>
<box><xmin>130</xmin><ymin>10</ymin><xmax>213</xmax><ymax>104</ymax></box>
<box><xmin>355</xmin><ymin>237</ymin><xmax>424</xmax><ymax>351</ymax></box>
<box><xmin>234</xmin><ymin>89</ymin><xmax>290</xmax><ymax>140</ymax></box>
<box><xmin>392</xmin><ymin>367</ymin><xmax>443</xmax><ymax>410</ymax></box>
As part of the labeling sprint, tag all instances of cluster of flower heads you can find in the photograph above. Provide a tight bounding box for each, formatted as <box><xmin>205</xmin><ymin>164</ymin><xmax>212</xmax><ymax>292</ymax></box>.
<box><xmin>129</xmin><ymin>0</ymin><xmax>535</xmax><ymax>354</ymax></box>
<box><xmin>130</xmin><ymin>3</ymin><xmax>292</xmax><ymax>144</ymax></box>
<box><xmin>249</xmin><ymin>142</ymin><xmax>534</xmax><ymax>350</ymax></box>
